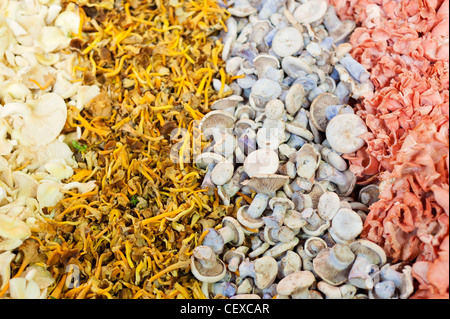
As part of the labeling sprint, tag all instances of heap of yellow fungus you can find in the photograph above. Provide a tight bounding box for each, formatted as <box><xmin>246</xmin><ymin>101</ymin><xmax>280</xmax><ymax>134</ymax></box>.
<box><xmin>7</xmin><ymin>0</ymin><xmax>236</xmax><ymax>299</ymax></box>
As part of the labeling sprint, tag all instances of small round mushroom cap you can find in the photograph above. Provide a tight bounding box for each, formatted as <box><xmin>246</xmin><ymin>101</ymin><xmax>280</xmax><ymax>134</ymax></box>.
<box><xmin>326</xmin><ymin>113</ymin><xmax>368</xmax><ymax>154</ymax></box>
<box><xmin>263</xmin><ymin>237</ymin><xmax>300</xmax><ymax>258</ymax></box>
<box><xmin>283</xmin><ymin>210</ymin><xmax>307</xmax><ymax>230</ymax></box>
<box><xmin>330</xmin><ymin>208</ymin><xmax>363</xmax><ymax>242</ymax></box>
<box><xmin>269</xmin><ymin>197</ymin><xmax>295</xmax><ymax>211</ymax></box>
<box><xmin>276</xmin><ymin>271</ymin><xmax>316</xmax><ymax>296</ymax></box>
<box><xmin>243</xmin><ymin>149</ymin><xmax>280</xmax><ymax>177</ymax></box>
<box><xmin>295</xmin><ymin>144</ymin><xmax>321</xmax><ymax>180</ymax></box>
<box><xmin>199</xmin><ymin>110</ymin><xmax>235</xmax><ymax>137</ymax></box>
<box><xmin>235</xmin><ymin>104</ymin><xmax>256</xmax><ymax>120</ymax></box>
<box><xmin>349</xmin><ymin>239</ymin><xmax>387</xmax><ymax>266</ymax></box>
<box><xmin>237</xmin><ymin>205</ymin><xmax>265</xmax><ymax>229</ymax></box>
<box><xmin>281</xmin><ymin>56</ymin><xmax>313</xmax><ymax>78</ymax></box>
<box><xmin>201</xmin><ymin>228</ymin><xmax>225</xmax><ymax>254</ymax></box>
<box><xmin>253</xmin><ymin>54</ymin><xmax>280</xmax><ymax>76</ymax></box>
<box><xmin>285</xmin><ymin>83</ymin><xmax>305</xmax><ymax>115</ymax></box>
<box><xmin>223</xmin><ymin>248</ymin><xmax>247</xmax><ymax>273</ymax></box>
<box><xmin>264</xmin><ymin>99</ymin><xmax>284</xmax><ymax>120</ymax></box>
<box><xmin>254</xmin><ymin>256</ymin><xmax>278</xmax><ymax>290</ymax></box>
<box><xmin>211</xmin><ymin>95</ymin><xmax>244</xmax><ymax>111</ymax></box>
<box><xmin>250</xmin><ymin>78</ymin><xmax>282</xmax><ymax>102</ymax></box>
<box><xmin>272</xmin><ymin>27</ymin><xmax>304</xmax><ymax>57</ymax></box>
<box><xmin>318</xmin><ymin>191</ymin><xmax>341</xmax><ymax>220</ymax></box>
<box><xmin>313</xmin><ymin>244</ymin><xmax>356</xmax><ymax>286</ymax></box>
<box><xmin>0</xmin><ymin>214</ymin><xmax>31</xmax><ymax>240</ymax></box>
<box><xmin>293</xmin><ymin>0</ymin><xmax>328</xmax><ymax>24</ymax></box>
<box><xmin>240</xmin><ymin>174</ymin><xmax>289</xmax><ymax>195</ymax></box>
<box><xmin>190</xmin><ymin>245</ymin><xmax>227</xmax><ymax>283</ymax></box>
<box><xmin>310</xmin><ymin>93</ymin><xmax>341</xmax><ymax>132</ymax></box>
<box><xmin>211</xmin><ymin>161</ymin><xmax>234</xmax><ymax>186</ymax></box>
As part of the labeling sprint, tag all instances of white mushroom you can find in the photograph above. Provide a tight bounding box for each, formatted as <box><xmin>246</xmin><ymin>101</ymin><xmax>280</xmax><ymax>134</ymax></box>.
<box><xmin>190</xmin><ymin>245</ymin><xmax>227</xmax><ymax>283</ymax></box>
<box><xmin>276</xmin><ymin>271</ymin><xmax>316</xmax><ymax>299</ymax></box>
<box><xmin>293</xmin><ymin>0</ymin><xmax>328</xmax><ymax>24</ymax></box>
<box><xmin>243</xmin><ymin>148</ymin><xmax>279</xmax><ymax>177</ymax></box>
<box><xmin>325</xmin><ymin>113</ymin><xmax>368</xmax><ymax>154</ymax></box>
<box><xmin>272</xmin><ymin>27</ymin><xmax>303</xmax><ymax>57</ymax></box>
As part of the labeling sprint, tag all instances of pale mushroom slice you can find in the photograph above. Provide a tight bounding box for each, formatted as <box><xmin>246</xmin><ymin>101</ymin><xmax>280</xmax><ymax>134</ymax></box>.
<box><xmin>285</xmin><ymin>83</ymin><xmax>305</xmax><ymax>115</ymax></box>
<box><xmin>198</xmin><ymin>110</ymin><xmax>235</xmax><ymax>139</ymax></box>
<box><xmin>326</xmin><ymin>113</ymin><xmax>368</xmax><ymax>154</ymax></box>
<box><xmin>0</xmin><ymin>93</ymin><xmax>67</xmax><ymax>146</ymax></box>
<box><xmin>276</xmin><ymin>270</ymin><xmax>316</xmax><ymax>299</ymax></box>
<box><xmin>0</xmin><ymin>214</ymin><xmax>31</xmax><ymax>241</ymax></box>
<box><xmin>237</xmin><ymin>205</ymin><xmax>265</xmax><ymax>229</ymax></box>
<box><xmin>272</xmin><ymin>27</ymin><xmax>304</xmax><ymax>58</ymax></box>
<box><xmin>254</xmin><ymin>256</ymin><xmax>278</xmax><ymax>290</ymax></box>
<box><xmin>240</xmin><ymin>174</ymin><xmax>289</xmax><ymax>196</ymax></box>
<box><xmin>295</xmin><ymin>143</ymin><xmax>321</xmax><ymax>180</ymax></box>
<box><xmin>281</xmin><ymin>56</ymin><xmax>313</xmax><ymax>78</ymax></box>
<box><xmin>253</xmin><ymin>54</ymin><xmax>280</xmax><ymax>78</ymax></box>
<box><xmin>243</xmin><ymin>148</ymin><xmax>279</xmax><ymax>178</ymax></box>
<box><xmin>210</xmin><ymin>95</ymin><xmax>244</xmax><ymax>111</ymax></box>
<box><xmin>211</xmin><ymin>161</ymin><xmax>234</xmax><ymax>186</ymax></box>
<box><xmin>293</xmin><ymin>0</ymin><xmax>328</xmax><ymax>24</ymax></box>
<box><xmin>317</xmin><ymin>191</ymin><xmax>341</xmax><ymax>220</ymax></box>
<box><xmin>310</xmin><ymin>93</ymin><xmax>341</xmax><ymax>132</ymax></box>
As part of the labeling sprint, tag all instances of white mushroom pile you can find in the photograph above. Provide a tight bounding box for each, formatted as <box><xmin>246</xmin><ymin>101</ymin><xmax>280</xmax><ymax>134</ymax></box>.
<box><xmin>190</xmin><ymin>0</ymin><xmax>413</xmax><ymax>299</ymax></box>
<box><xmin>0</xmin><ymin>0</ymin><xmax>100</xmax><ymax>298</ymax></box>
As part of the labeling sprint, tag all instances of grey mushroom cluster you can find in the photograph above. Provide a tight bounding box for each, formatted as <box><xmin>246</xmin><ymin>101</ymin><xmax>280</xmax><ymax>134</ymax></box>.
<box><xmin>189</xmin><ymin>0</ymin><xmax>413</xmax><ymax>299</ymax></box>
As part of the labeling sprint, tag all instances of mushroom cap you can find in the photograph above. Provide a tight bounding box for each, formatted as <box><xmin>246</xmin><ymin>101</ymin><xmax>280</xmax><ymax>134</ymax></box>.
<box><xmin>285</xmin><ymin>83</ymin><xmax>305</xmax><ymax>115</ymax></box>
<box><xmin>336</xmin><ymin>169</ymin><xmax>357</xmax><ymax>197</ymax></box>
<box><xmin>279</xmin><ymin>251</ymin><xmax>302</xmax><ymax>278</ymax></box>
<box><xmin>0</xmin><ymin>214</ymin><xmax>31</xmax><ymax>240</ymax></box>
<box><xmin>318</xmin><ymin>191</ymin><xmax>341</xmax><ymax>220</ymax></box>
<box><xmin>310</xmin><ymin>93</ymin><xmax>341</xmax><ymax>132</ymax></box>
<box><xmin>223</xmin><ymin>248</ymin><xmax>247</xmax><ymax>270</ymax></box>
<box><xmin>250</xmin><ymin>78</ymin><xmax>282</xmax><ymax>102</ymax></box>
<box><xmin>240</xmin><ymin>174</ymin><xmax>289</xmax><ymax>195</ymax></box>
<box><xmin>228</xmin><ymin>5</ymin><xmax>257</xmax><ymax>17</ymax></box>
<box><xmin>254</xmin><ymin>256</ymin><xmax>278</xmax><ymax>290</ymax></box>
<box><xmin>330</xmin><ymin>208</ymin><xmax>363</xmax><ymax>241</ymax></box>
<box><xmin>211</xmin><ymin>161</ymin><xmax>234</xmax><ymax>186</ymax></box>
<box><xmin>243</xmin><ymin>148</ymin><xmax>279</xmax><ymax>177</ymax></box>
<box><xmin>276</xmin><ymin>271</ymin><xmax>316</xmax><ymax>296</ymax></box>
<box><xmin>264</xmin><ymin>99</ymin><xmax>284</xmax><ymax>120</ymax></box>
<box><xmin>313</xmin><ymin>244</ymin><xmax>355</xmax><ymax>286</ymax></box>
<box><xmin>326</xmin><ymin>113</ymin><xmax>368</xmax><ymax>154</ymax></box>
<box><xmin>295</xmin><ymin>144</ymin><xmax>321</xmax><ymax>180</ymax></box>
<box><xmin>235</xmin><ymin>104</ymin><xmax>256</xmax><ymax>120</ymax></box>
<box><xmin>330</xmin><ymin>20</ymin><xmax>356</xmax><ymax>43</ymax></box>
<box><xmin>222</xmin><ymin>216</ymin><xmax>245</xmax><ymax>247</ymax></box>
<box><xmin>263</xmin><ymin>237</ymin><xmax>300</xmax><ymax>258</ymax></box>
<box><xmin>350</xmin><ymin>239</ymin><xmax>387</xmax><ymax>266</ymax></box>
<box><xmin>285</xmin><ymin>122</ymin><xmax>314</xmax><ymax>141</ymax></box>
<box><xmin>211</xmin><ymin>95</ymin><xmax>244</xmax><ymax>111</ymax></box>
<box><xmin>194</xmin><ymin>152</ymin><xmax>227</xmax><ymax>169</ymax></box>
<box><xmin>248</xmin><ymin>242</ymin><xmax>270</xmax><ymax>259</ymax></box>
<box><xmin>253</xmin><ymin>54</ymin><xmax>280</xmax><ymax>75</ymax></box>
<box><xmin>269</xmin><ymin>197</ymin><xmax>295</xmax><ymax>210</ymax></box>
<box><xmin>283</xmin><ymin>210</ymin><xmax>307</xmax><ymax>230</ymax></box>
<box><xmin>272</xmin><ymin>27</ymin><xmax>304</xmax><ymax>57</ymax></box>
<box><xmin>304</xmin><ymin>237</ymin><xmax>328</xmax><ymax>258</ymax></box>
<box><xmin>199</xmin><ymin>110</ymin><xmax>235</xmax><ymax>137</ymax></box>
<box><xmin>190</xmin><ymin>245</ymin><xmax>227</xmax><ymax>283</ymax></box>
<box><xmin>293</xmin><ymin>0</ymin><xmax>328</xmax><ymax>24</ymax></box>
<box><xmin>281</xmin><ymin>56</ymin><xmax>313</xmax><ymax>78</ymax></box>
<box><xmin>237</xmin><ymin>205</ymin><xmax>265</xmax><ymax>229</ymax></box>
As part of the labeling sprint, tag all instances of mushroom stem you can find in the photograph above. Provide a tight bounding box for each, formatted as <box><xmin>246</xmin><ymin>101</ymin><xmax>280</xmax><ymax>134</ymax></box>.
<box><xmin>268</xmin><ymin>226</ymin><xmax>295</xmax><ymax>243</ymax></box>
<box><xmin>300</xmin><ymin>208</ymin><xmax>323</xmax><ymax>229</ymax></box>
<box><xmin>219</xmin><ymin>225</ymin><xmax>237</xmax><ymax>245</ymax></box>
<box><xmin>323</xmin><ymin>6</ymin><xmax>341</xmax><ymax>32</ymax></box>
<box><xmin>373</xmin><ymin>281</ymin><xmax>396</xmax><ymax>299</ymax></box>
<box><xmin>247</xmin><ymin>193</ymin><xmax>269</xmax><ymax>218</ymax></box>
<box><xmin>328</xmin><ymin>245</ymin><xmax>355</xmax><ymax>271</ymax></box>
<box><xmin>238</xmin><ymin>259</ymin><xmax>256</xmax><ymax>279</ymax></box>
<box><xmin>339</xmin><ymin>54</ymin><xmax>370</xmax><ymax>84</ymax></box>
<box><xmin>264</xmin><ymin>203</ymin><xmax>287</xmax><ymax>227</ymax></box>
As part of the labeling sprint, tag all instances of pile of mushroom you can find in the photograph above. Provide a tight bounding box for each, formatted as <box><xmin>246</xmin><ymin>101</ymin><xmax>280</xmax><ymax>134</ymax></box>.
<box><xmin>190</xmin><ymin>0</ymin><xmax>414</xmax><ymax>299</ymax></box>
<box><xmin>0</xmin><ymin>0</ymin><xmax>99</xmax><ymax>298</ymax></box>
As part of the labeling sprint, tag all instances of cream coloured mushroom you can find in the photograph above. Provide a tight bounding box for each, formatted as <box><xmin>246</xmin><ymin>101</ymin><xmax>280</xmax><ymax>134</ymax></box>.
<box><xmin>301</xmin><ymin>207</ymin><xmax>330</xmax><ymax>236</ymax></box>
<box><xmin>276</xmin><ymin>271</ymin><xmax>316</xmax><ymax>299</ymax></box>
<box><xmin>263</xmin><ymin>196</ymin><xmax>295</xmax><ymax>228</ymax></box>
<box><xmin>317</xmin><ymin>191</ymin><xmax>341</xmax><ymax>220</ymax></box>
<box><xmin>230</xmin><ymin>294</ymin><xmax>261</xmax><ymax>299</ymax></box>
<box><xmin>0</xmin><ymin>214</ymin><xmax>31</xmax><ymax>243</ymax></box>
<box><xmin>211</xmin><ymin>161</ymin><xmax>235</xmax><ymax>186</ymax></box>
<box><xmin>325</xmin><ymin>113</ymin><xmax>368</xmax><ymax>154</ymax></box>
<box><xmin>272</xmin><ymin>27</ymin><xmax>304</xmax><ymax>58</ymax></box>
<box><xmin>263</xmin><ymin>225</ymin><xmax>296</xmax><ymax>245</ymax></box>
<box><xmin>317</xmin><ymin>281</ymin><xmax>357</xmax><ymax>299</ymax></box>
<box><xmin>283</xmin><ymin>210</ymin><xmax>307</xmax><ymax>231</ymax></box>
<box><xmin>320</xmin><ymin>146</ymin><xmax>348</xmax><ymax>171</ymax></box>
<box><xmin>198</xmin><ymin>110</ymin><xmax>235</xmax><ymax>139</ymax></box>
<box><xmin>243</xmin><ymin>148</ymin><xmax>279</xmax><ymax>178</ymax></box>
<box><xmin>223</xmin><ymin>246</ymin><xmax>249</xmax><ymax>273</ymax></box>
<box><xmin>278</xmin><ymin>251</ymin><xmax>302</xmax><ymax>278</ymax></box>
<box><xmin>241</xmin><ymin>174</ymin><xmax>290</xmax><ymax>196</ymax></box>
<box><xmin>379</xmin><ymin>263</ymin><xmax>414</xmax><ymax>299</ymax></box>
<box><xmin>329</xmin><ymin>208</ymin><xmax>363</xmax><ymax>244</ymax></box>
<box><xmin>304</xmin><ymin>237</ymin><xmax>328</xmax><ymax>259</ymax></box>
<box><xmin>348</xmin><ymin>239</ymin><xmax>387</xmax><ymax>289</ymax></box>
<box><xmin>254</xmin><ymin>256</ymin><xmax>278</xmax><ymax>290</ymax></box>
<box><xmin>295</xmin><ymin>143</ymin><xmax>321</xmax><ymax>180</ymax></box>
<box><xmin>313</xmin><ymin>243</ymin><xmax>356</xmax><ymax>286</ymax></box>
<box><xmin>293</xmin><ymin>0</ymin><xmax>328</xmax><ymax>24</ymax></box>
<box><xmin>263</xmin><ymin>237</ymin><xmax>300</xmax><ymax>259</ymax></box>
<box><xmin>249</xmin><ymin>78</ymin><xmax>282</xmax><ymax>110</ymax></box>
<box><xmin>191</xmin><ymin>245</ymin><xmax>227</xmax><ymax>283</ymax></box>
<box><xmin>0</xmin><ymin>251</ymin><xmax>15</xmax><ymax>290</ymax></box>
<box><xmin>359</xmin><ymin>184</ymin><xmax>380</xmax><ymax>206</ymax></box>
<box><xmin>285</xmin><ymin>83</ymin><xmax>305</xmax><ymax>115</ymax></box>
<box><xmin>0</xmin><ymin>93</ymin><xmax>67</xmax><ymax>146</ymax></box>
<box><xmin>323</xmin><ymin>6</ymin><xmax>356</xmax><ymax>43</ymax></box>
<box><xmin>211</xmin><ymin>95</ymin><xmax>244</xmax><ymax>112</ymax></box>
<box><xmin>281</xmin><ymin>56</ymin><xmax>313</xmax><ymax>78</ymax></box>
